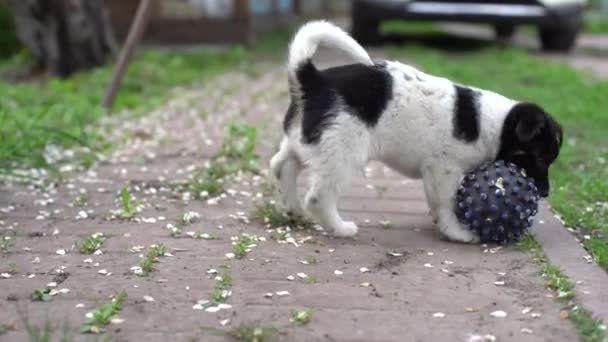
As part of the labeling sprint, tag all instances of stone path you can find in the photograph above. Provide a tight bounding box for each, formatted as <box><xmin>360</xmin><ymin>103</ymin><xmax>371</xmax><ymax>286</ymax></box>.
<box><xmin>0</xmin><ymin>50</ymin><xmax>603</xmax><ymax>342</ymax></box>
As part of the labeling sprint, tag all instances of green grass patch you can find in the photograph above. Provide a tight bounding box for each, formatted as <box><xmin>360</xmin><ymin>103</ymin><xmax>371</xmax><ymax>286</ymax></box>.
<box><xmin>76</xmin><ymin>233</ymin><xmax>106</xmax><ymax>254</ymax></box>
<box><xmin>519</xmin><ymin>235</ymin><xmax>575</xmax><ymax>300</ymax></box>
<box><xmin>519</xmin><ymin>235</ymin><xmax>606</xmax><ymax>341</ymax></box>
<box><xmin>16</xmin><ymin>305</ymin><xmax>72</xmax><ymax>342</ymax></box>
<box><xmin>201</xmin><ymin>322</ymin><xmax>278</xmax><ymax>342</ymax></box>
<box><xmin>81</xmin><ymin>291</ymin><xmax>127</xmax><ymax>334</ymax></box>
<box><xmin>232</xmin><ymin>233</ymin><xmax>258</xmax><ymax>259</ymax></box>
<box><xmin>585</xmin><ymin>14</ymin><xmax>608</xmax><ymax>34</ymax></box>
<box><xmin>210</xmin><ymin>272</ymin><xmax>233</xmax><ymax>305</ymax></box>
<box><xmin>186</xmin><ymin>122</ymin><xmax>260</xmax><ymax>199</ymax></box>
<box><xmin>0</xmin><ymin>47</ymin><xmax>249</xmax><ymax>177</ymax></box>
<box><xmin>387</xmin><ymin>43</ymin><xmax>608</xmax><ymax>271</ymax></box>
<box><xmin>138</xmin><ymin>243</ymin><xmax>168</xmax><ymax>277</ymax></box>
<box><xmin>119</xmin><ymin>188</ymin><xmax>139</xmax><ymax>219</ymax></box>
<box><xmin>251</xmin><ymin>201</ymin><xmax>313</xmax><ymax>230</ymax></box>
<box><xmin>381</xmin><ymin>20</ymin><xmax>439</xmax><ymax>36</ymax></box>
<box><xmin>290</xmin><ymin>309</ymin><xmax>315</xmax><ymax>326</ymax></box>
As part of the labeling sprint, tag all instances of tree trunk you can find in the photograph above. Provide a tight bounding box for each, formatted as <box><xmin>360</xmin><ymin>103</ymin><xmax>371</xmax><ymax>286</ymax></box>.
<box><xmin>8</xmin><ymin>0</ymin><xmax>116</xmax><ymax>78</ymax></box>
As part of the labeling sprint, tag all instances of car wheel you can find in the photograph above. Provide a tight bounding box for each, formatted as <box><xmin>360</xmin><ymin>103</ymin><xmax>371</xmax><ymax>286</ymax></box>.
<box><xmin>351</xmin><ymin>2</ymin><xmax>382</xmax><ymax>44</ymax></box>
<box><xmin>494</xmin><ymin>24</ymin><xmax>516</xmax><ymax>41</ymax></box>
<box><xmin>539</xmin><ymin>26</ymin><xmax>579</xmax><ymax>52</ymax></box>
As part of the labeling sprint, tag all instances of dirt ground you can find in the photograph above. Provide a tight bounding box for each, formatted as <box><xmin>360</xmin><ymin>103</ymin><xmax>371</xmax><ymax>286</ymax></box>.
<box><xmin>0</xmin><ymin>41</ymin><xmax>604</xmax><ymax>341</ymax></box>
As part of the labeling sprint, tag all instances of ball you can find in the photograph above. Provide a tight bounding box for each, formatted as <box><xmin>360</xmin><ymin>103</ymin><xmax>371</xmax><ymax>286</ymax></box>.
<box><xmin>455</xmin><ymin>160</ymin><xmax>540</xmax><ymax>244</ymax></box>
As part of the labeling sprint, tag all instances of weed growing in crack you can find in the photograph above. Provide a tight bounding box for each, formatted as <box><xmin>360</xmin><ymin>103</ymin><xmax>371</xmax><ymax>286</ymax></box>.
<box><xmin>73</xmin><ymin>194</ymin><xmax>89</xmax><ymax>207</ymax></box>
<box><xmin>251</xmin><ymin>201</ymin><xmax>312</xmax><ymax>230</ymax></box>
<box><xmin>17</xmin><ymin>305</ymin><xmax>72</xmax><ymax>342</ymax></box>
<box><xmin>119</xmin><ymin>188</ymin><xmax>139</xmax><ymax>219</ymax></box>
<box><xmin>518</xmin><ymin>235</ymin><xmax>574</xmax><ymax>299</ymax></box>
<box><xmin>185</xmin><ymin>122</ymin><xmax>260</xmax><ymax>199</ymax></box>
<box><xmin>201</xmin><ymin>322</ymin><xmax>278</xmax><ymax>342</ymax></box>
<box><xmin>76</xmin><ymin>233</ymin><xmax>106</xmax><ymax>254</ymax></box>
<box><xmin>290</xmin><ymin>309</ymin><xmax>315</xmax><ymax>325</ymax></box>
<box><xmin>305</xmin><ymin>256</ymin><xmax>318</xmax><ymax>265</ymax></box>
<box><xmin>81</xmin><ymin>291</ymin><xmax>127</xmax><ymax>334</ymax></box>
<box><xmin>137</xmin><ymin>244</ymin><xmax>168</xmax><ymax>277</ymax></box>
<box><xmin>1</xmin><ymin>234</ymin><xmax>13</xmax><ymax>254</ymax></box>
<box><xmin>518</xmin><ymin>235</ymin><xmax>607</xmax><ymax>341</ymax></box>
<box><xmin>210</xmin><ymin>272</ymin><xmax>233</xmax><ymax>305</ymax></box>
<box><xmin>232</xmin><ymin>234</ymin><xmax>257</xmax><ymax>259</ymax></box>
<box><xmin>31</xmin><ymin>288</ymin><xmax>53</xmax><ymax>302</ymax></box>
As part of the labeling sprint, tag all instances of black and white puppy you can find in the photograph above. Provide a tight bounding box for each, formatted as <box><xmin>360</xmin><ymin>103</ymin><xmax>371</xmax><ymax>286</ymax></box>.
<box><xmin>270</xmin><ymin>21</ymin><xmax>563</xmax><ymax>243</ymax></box>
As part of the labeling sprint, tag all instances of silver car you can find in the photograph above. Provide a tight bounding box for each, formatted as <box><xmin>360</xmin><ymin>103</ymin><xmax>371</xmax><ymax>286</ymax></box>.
<box><xmin>351</xmin><ymin>0</ymin><xmax>587</xmax><ymax>51</ymax></box>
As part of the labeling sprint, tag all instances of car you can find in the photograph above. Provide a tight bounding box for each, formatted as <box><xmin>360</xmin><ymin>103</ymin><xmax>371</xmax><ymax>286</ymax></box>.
<box><xmin>351</xmin><ymin>0</ymin><xmax>587</xmax><ymax>51</ymax></box>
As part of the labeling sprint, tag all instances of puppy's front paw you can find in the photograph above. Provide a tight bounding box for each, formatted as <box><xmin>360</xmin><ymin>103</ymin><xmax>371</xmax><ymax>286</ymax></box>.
<box><xmin>333</xmin><ymin>221</ymin><xmax>358</xmax><ymax>238</ymax></box>
<box><xmin>441</xmin><ymin>225</ymin><xmax>479</xmax><ymax>244</ymax></box>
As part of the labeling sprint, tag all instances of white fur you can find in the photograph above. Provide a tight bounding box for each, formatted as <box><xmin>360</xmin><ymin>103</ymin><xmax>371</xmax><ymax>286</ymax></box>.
<box><xmin>272</xmin><ymin>21</ymin><xmax>518</xmax><ymax>242</ymax></box>
<box><xmin>287</xmin><ymin>20</ymin><xmax>373</xmax><ymax>82</ymax></box>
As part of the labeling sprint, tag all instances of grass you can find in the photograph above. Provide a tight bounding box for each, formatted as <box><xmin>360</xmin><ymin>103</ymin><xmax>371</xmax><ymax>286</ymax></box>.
<box><xmin>76</xmin><ymin>233</ymin><xmax>106</xmax><ymax>254</ymax></box>
<box><xmin>0</xmin><ymin>47</ymin><xmax>249</xmax><ymax>177</ymax></box>
<box><xmin>138</xmin><ymin>243</ymin><xmax>168</xmax><ymax>277</ymax></box>
<box><xmin>210</xmin><ymin>272</ymin><xmax>233</xmax><ymax>305</ymax></box>
<box><xmin>290</xmin><ymin>309</ymin><xmax>314</xmax><ymax>326</ymax></box>
<box><xmin>251</xmin><ymin>201</ymin><xmax>313</xmax><ymax>230</ymax></box>
<box><xmin>186</xmin><ymin>122</ymin><xmax>260</xmax><ymax>199</ymax></box>
<box><xmin>519</xmin><ymin>235</ymin><xmax>606</xmax><ymax>341</ymax></box>
<box><xmin>31</xmin><ymin>288</ymin><xmax>53</xmax><ymax>302</ymax></box>
<box><xmin>16</xmin><ymin>305</ymin><xmax>72</xmax><ymax>342</ymax></box>
<box><xmin>0</xmin><ymin>20</ymin><xmax>295</xmax><ymax>178</ymax></box>
<box><xmin>119</xmin><ymin>188</ymin><xmax>139</xmax><ymax>219</ymax></box>
<box><xmin>232</xmin><ymin>234</ymin><xmax>257</xmax><ymax>259</ymax></box>
<box><xmin>201</xmin><ymin>322</ymin><xmax>278</xmax><ymax>342</ymax></box>
<box><xmin>81</xmin><ymin>291</ymin><xmax>127</xmax><ymax>334</ymax></box>
<box><xmin>585</xmin><ymin>13</ymin><xmax>608</xmax><ymax>35</ymax></box>
<box><xmin>386</xmin><ymin>40</ymin><xmax>608</xmax><ymax>271</ymax></box>
<box><xmin>519</xmin><ymin>236</ymin><xmax>575</xmax><ymax>299</ymax></box>
<box><xmin>1</xmin><ymin>234</ymin><xmax>12</xmax><ymax>254</ymax></box>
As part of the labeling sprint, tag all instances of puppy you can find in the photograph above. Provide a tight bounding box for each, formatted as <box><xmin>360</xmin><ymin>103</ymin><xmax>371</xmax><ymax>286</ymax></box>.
<box><xmin>270</xmin><ymin>21</ymin><xmax>563</xmax><ymax>243</ymax></box>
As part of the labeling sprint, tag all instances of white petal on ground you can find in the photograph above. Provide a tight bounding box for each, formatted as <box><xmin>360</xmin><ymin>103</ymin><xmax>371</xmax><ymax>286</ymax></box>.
<box><xmin>433</xmin><ymin>312</ymin><xmax>445</xmax><ymax>318</ymax></box>
<box><xmin>143</xmin><ymin>295</ymin><xmax>154</xmax><ymax>302</ymax></box>
<box><xmin>276</xmin><ymin>291</ymin><xmax>289</xmax><ymax>296</ymax></box>
<box><xmin>490</xmin><ymin>310</ymin><xmax>507</xmax><ymax>318</ymax></box>
<box><xmin>334</xmin><ymin>270</ymin><xmax>343</xmax><ymax>275</ymax></box>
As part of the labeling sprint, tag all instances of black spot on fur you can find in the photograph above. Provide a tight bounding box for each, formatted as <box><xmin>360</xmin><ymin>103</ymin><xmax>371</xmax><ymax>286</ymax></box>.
<box><xmin>453</xmin><ymin>85</ymin><xmax>480</xmax><ymax>143</ymax></box>
<box><xmin>295</xmin><ymin>60</ymin><xmax>393</xmax><ymax>144</ymax></box>
<box><xmin>283</xmin><ymin>101</ymin><xmax>298</xmax><ymax>133</ymax></box>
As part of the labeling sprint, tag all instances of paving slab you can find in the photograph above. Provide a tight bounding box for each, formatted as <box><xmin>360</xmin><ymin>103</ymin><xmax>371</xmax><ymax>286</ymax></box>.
<box><xmin>0</xmin><ymin>55</ymin><xmax>597</xmax><ymax>342</ymax></box>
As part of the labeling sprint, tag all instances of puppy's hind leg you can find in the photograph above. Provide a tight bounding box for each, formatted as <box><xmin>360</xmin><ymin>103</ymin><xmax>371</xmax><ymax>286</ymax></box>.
<box><xmin>270</xmin><ymin>137</ymin><xmax>304</xmax><ymax>217</ymax></box>
<box><xmin>304</xmin><ymin>152</ymin><xmax>360</xmax><ymax>238</ymax></box>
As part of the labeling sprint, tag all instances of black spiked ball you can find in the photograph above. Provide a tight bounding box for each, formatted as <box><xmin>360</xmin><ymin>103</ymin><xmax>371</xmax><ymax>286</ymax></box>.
<box><xmin>455</xmin><ymin>160</ymin><xmax>540</xmax><ymax>244</ymax></box>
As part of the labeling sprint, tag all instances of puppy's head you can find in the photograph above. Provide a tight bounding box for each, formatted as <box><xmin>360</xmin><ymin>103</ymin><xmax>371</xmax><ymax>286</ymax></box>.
<box><xmin>497</xmin><ymin>102</ymin><xmax>563</xmax><ymax>198</ymax></box>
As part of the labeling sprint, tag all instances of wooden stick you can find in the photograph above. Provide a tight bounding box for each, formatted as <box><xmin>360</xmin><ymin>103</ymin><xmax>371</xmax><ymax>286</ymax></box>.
<box><xmin>102</xmin><ymin>0</ymin><xmax>152</xmax><ymax>110</ymax></box>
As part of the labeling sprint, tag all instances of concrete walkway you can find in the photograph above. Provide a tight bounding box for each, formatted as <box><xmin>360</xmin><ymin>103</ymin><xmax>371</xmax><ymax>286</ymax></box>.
<box><xmin>0</xmin><ymin>52</ymin><xmax>606</xmax><ymax>342</ymax></box>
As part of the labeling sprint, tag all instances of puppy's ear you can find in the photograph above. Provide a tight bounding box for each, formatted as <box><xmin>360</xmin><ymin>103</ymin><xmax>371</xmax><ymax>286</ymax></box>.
<box><xmin>513</xmin><ymin>103</ymin><xmax>546</xmax><ymax>142</ymax></box>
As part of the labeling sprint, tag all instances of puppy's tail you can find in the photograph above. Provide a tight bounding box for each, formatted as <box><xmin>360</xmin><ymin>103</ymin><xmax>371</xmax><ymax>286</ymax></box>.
<box><xmin>288</xmin><ymin>21</ymin><xmax>373</xmax><ymax>96</ymax></box>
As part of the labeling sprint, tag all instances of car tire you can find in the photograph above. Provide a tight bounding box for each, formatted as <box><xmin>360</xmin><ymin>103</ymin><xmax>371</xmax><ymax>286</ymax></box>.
<box><xmin>494</xmin><ymin>24</ymin><xmax>516</xmax><ymax>41</ymax></box>
<box><xmin>351</xmin><ymin>2</ymin><xmax>382</xmax><ymax>44</ymax></box>
<box><xmin>539</xmin><ymin>26</ymin><xmax>579</xmax><ymax>52</ymax></box>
